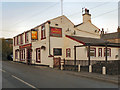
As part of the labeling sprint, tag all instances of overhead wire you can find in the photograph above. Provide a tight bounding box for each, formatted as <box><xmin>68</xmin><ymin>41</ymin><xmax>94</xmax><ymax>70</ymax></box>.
<box><xmin>67</xmin><ymin>2</ymin><xmax>110</xmax><ymax>17</ymax></box>
<box><xmin>4</xmin><ymin>2</ymin><xmax>59</xmax><ymax>29</ymax></box>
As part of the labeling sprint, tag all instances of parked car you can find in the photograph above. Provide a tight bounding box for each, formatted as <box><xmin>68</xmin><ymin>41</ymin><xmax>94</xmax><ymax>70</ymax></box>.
<box><xmin>7</xmin><ymin>54</ymin><xmax>13</xmax><ymax>60</ymax></box>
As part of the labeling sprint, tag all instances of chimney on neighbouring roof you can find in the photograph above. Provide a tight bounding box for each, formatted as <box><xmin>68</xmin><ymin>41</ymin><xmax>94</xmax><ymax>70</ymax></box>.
<box><xmin>117</xmin><ymin>26</ymin><xmax>120</xmax><ymax>32</ymax></box>
<box><xmin>83</xmin><ymin>8</ymin><xmax>91</xmax><ymax>23</ymax></box>
<box><xmin>100</xmin><ymin>28</ymin><xmax>104</xmax><ymax>38</ymax></box>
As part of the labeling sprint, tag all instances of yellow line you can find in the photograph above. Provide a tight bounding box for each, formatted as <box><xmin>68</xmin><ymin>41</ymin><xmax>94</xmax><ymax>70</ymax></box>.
<box><xmin>11</xmin><ymin>75</ymin><xmax>37</xmax><ymax>89</ymax></box>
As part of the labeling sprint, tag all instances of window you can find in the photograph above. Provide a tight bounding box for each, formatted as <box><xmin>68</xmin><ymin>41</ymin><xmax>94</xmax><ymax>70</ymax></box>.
<box><xmin>98</xmin><ymin>48</ymin><xmax>102</xmax><ymax>57</ymax></box>
<box><xmin>15</xmin><ymin>50</ymin><xmax>18</xmax><ymax>59</ymax></box>
<box><xmin>21</xmin><ymin>34</ymin><xmax>23</xmax><ymax>44</ymax></box>
<box><xmin>66</xmin><ymin>48</ymin><xmax>71</xmax><ymax>57</ymax></box>
<box><xmin>25</xmin><ymin>32</ymin><xmax>29</xmax><ymax>43</ymax></box>
<box><xmin>18</xmin><ymin>36</ymin><xmax>21</xmax><ymax>45</ymax></box>
<box><xmin>20</xmin><ymin>49</ymin><xmax>25</xmax><ymax>61</ymax></box>
<box><xmin>24</xmin><ymin>49</ymin><xmax>25</xmax><ymax>60</ymax></box>
<box><xmin>104</xmin><ymin>48</ymin><xmax>111</xmax><ymax>57</ymax></box>
<box><xmin>90</xmin><ymin>48</ymin><xmax>96</xmax><ymax>57</ymax></box>
<box><xmin>17</xmin><ymin>36</ymin><xmax>18</xmax><ymax>45</ymax></box>
<box><xmin>41</xmin><ymin>25</ymin><xmax>46</xmax><ymax>40</ymax></box>
<box><xmin>53</xmin><ymin>48</ymin><xmax>62</xmax><ymax>56</ymax></box>
<box><xmin>36</xmin><ymin>48</ymin><xmax>41</xmax><ymax>63</ymax></box>
<box><xmin>14</xmin><ymin>37</ymin><xmax>15</xmax><ymax>46</ymax></box>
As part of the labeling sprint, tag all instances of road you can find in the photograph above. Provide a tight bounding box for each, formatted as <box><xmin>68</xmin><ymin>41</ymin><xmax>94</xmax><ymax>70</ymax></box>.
<box><xmin>2</xmin><ymin>61</ymin><xmax>118</xmax><ymax>89</ymax></box>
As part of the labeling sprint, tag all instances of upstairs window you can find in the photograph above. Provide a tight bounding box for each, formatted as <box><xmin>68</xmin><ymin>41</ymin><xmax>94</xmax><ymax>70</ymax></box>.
<box><xmin>17</xmin><ymin>36</ymin><xmax>18</xmax><ymax>45</ymax></box>
<box><xmin>66</xmin><ymin>48</ymin><xmax>71</xmax><ymax>57</ymax></box>
<box><xmin>14</xmin><ymin>37</ymin><xmax>15</xmax><ymax>46</ymax></box>
<box><xmin>25</xmin><ymin>32</ymin><xmax>29</xmax><ymax>43</ymax></box>
<box><xmin>21</xmin><ymin>34</ymin><xmax>23</xmax><ymax>44</ymax></box>
<box><xmin>41</xmin><ymin>25</ymin><xmax>46</xmax><ymax>40</ymax></box>
<box><xmin>104</xmin><ymin>48</ymin><xmax>111</xmax><ymax>57</ymax></box>
<box><xmin>98</xmin><ymin>48</ymin><xmax>102</xmax><ymax>57</ymax></box>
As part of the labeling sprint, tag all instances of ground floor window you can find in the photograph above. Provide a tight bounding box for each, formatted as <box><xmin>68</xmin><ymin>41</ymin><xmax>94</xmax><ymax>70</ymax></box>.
<box><xmin>98</xmin><ymin>48</ymin><xmax>102</xmax><ymax>57</ymax></box>
<box><xmin>66</xmin><ymin>48</ymin><xmax>71</xmax><ymax>57</ymax></box>
<box><xmin>104</xmin><ymin>48</ymin><xmax>111</xmax><ymax>57</ymax></box>
<box><xmin>36</xmin><ymin>48</ymin><xmax>41</xmax><ymax>63</ymax></box>
<box><xmin>15</xmin><ymin>50</ymin><xmax>18</xmax><ymax>59</ymax></box>
<box><xmin>90</xmin><ymin>48</ymin><xmax>96</xmax><ymax>57</ymax></box>
<box><xmin>20</xmin><ymin>49</ymin><xmax>25</xmax><ymax>60</ymax></box>
<box><xmin>53</xmin><ymin>48</ymin><xmax>62</xmax><ymax>56</ymax></box>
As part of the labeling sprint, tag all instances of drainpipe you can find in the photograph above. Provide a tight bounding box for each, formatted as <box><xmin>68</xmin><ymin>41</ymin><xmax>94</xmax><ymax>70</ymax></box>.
<box><xmin>48</xmin><ymin>21</ymin><xmax>51</xmax><ymax>56</ymax></box>
<box><xmin>105</xmin><ymin>43</ymin><xmax>108</xmax><ymax>63</ymax></box>
<box><xmin>88</xmin><ymin>44</ymin><xmax>90</xmax><ymax>66</ymax></box>
<box><xmin>74</xmin><ymin>46</ymin><xmax>76</xmax><ymax>71</ymax></box>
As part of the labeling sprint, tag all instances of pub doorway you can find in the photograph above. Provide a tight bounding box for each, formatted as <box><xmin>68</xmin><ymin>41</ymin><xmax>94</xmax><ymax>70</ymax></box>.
<box><xmin>27</xmin><ymin>48</ymin><xmax>32</xmax><ymax>65</ymax></box>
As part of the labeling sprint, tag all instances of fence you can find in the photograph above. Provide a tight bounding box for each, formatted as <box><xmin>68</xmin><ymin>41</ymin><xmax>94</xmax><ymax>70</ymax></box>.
<box><xmin>63</xmin><ymin>60</ymin><xmax>120</xmax><ymax>75</ymax></box>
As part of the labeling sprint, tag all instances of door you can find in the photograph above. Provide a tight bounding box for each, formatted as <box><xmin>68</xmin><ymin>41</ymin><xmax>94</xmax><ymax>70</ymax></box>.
<box><xmin>27</xmin><ymin>48</ymin><xmax>31</xmax><ymax>65</ymax></box>
<box><xmin>53</xmin><ymin>57</ymin><xmax>61</xmax><ymax>68</ymax></box>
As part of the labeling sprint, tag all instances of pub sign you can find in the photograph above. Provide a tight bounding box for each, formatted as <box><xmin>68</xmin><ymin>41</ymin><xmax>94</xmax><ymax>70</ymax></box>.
<box><xmin>31</xmin><ymin>29</ymin><xmax>38</xmax><ymax>40</ymax></box>
<box><xmin>50</xmin><ymin>27</ymin><xmax>62</xmax><ymax>37</ymax></box>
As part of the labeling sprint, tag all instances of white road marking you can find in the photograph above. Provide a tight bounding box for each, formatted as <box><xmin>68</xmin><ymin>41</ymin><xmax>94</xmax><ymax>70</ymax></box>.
<box><xmin>11</xmin><ymin>75</ymin><xmax>37</xmax><ymax>89</ymax></box>
<box><xmin>0</xmin><ymin>69</ymin><xmax>6</xmax><ymax>73</ymax></box>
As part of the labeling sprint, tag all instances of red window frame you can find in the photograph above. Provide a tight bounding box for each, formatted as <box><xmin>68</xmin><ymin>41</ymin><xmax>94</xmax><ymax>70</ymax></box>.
<box><xmin>17</xmin><ymin>36</ymin><xmax>18</xmax><ymax>45</ymax></box>
<box><xmin>98</xmin><ymin>48</ymin><xmax>102</xmax><ymax>57</ymax></box>
<box><xmin>41</xmin><ymin>25</ymin><xmax>46</xmax><ymax>40</ymax></box>
<box><xmin>20</xmin><ymin>49</ymin><xmax>25</xmax><ymax>61</ymax></box>
<box><xmin>87</xmin><ymin>48</ymin><xmax>96</xmax><ymax>57</ymax></box>
<box><xmin>104</xmin><ymin>48</ymin><xmax>111</xmax><ymax>57</ymax></box>
<box><xmin>66</xmin><ymin>48</ymin><xmax>71</xmax><ymax>57</ymax></box>
<box><xmin>15</xmin><ymin>50</ymin><xmax>18</xmax><ymax>59</ymax></box>
<box><xmin>36</xmin><ymin>48</ymin><xmax>41</xmax><ymax>63</ymax></box>
<box><xmin>21</xmin><ymin>34</ymin><xmax>23</xmax><ymax>44</ymax></box>
<box><xmin>25</xmin><ymin>32</ymin><xmax>29</xmax><ymax>43</ymax></box>
<box><xmin>14</xmin><ymin>37</ymin><xmax>15</xmax><ymax>46</ymax></box>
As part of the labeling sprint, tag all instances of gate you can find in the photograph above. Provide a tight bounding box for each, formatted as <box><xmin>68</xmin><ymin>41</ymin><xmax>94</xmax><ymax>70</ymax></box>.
<box><xmin>53</xmin><ymin>57</ymin><xmax>61</xmax><ymax>68</ymax></box>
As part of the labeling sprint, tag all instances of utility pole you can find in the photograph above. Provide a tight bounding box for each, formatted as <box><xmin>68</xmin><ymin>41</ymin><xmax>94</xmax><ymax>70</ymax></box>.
<box><xmin>61</xmin><ymin>0</ymin><xmax>63</xmax><ymax>15</ymax></box>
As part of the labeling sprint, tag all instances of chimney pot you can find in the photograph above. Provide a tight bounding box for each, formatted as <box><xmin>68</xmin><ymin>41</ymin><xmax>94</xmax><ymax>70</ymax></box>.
<box><xmin>117</xmin><ymin>26</ymin><xmax>120</xmax><ymax>32</ymax></box>
<box><xmin>87</xmin><ymin>10</ymin><xmax>89</xmax><ymax>14</ymax></box>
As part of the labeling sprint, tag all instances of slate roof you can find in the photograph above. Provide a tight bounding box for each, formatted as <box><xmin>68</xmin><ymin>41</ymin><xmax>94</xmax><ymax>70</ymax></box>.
<box><xmin>66</xmin><ymin>35</ymin><xmax>120</xmax><ymax>47</ymax></box>
<box><xmin>66</xmin><ymin>35</ymin><xmax>108</xmax><ymax>45</ymax></box>
<box><xmin>101</xmin><ymin>32</ymin><xmax>120</xmax><ymax>39</ymax></box>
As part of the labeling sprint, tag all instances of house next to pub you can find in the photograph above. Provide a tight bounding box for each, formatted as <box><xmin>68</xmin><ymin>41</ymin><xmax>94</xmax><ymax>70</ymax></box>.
<box><xmin>13</xmin><ymin>9</ymin><xmax>120</xmax><ymax>68</ymax></box>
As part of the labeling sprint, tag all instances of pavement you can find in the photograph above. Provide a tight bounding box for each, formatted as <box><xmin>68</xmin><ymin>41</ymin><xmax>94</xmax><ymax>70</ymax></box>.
<box><xmin>18</xmin><ymin>61</ymin><xmax>119</xmax><ymax>85</ymax></box>
<box><xmin>14</xmin><ymin>61</ymin><xmax>119</xmax><ymax>84</ymax></box>
<box><xmin>2</xmin><ymin>61</ymin><xmax>119</xmax><ymax>88</ymax></box>
<box><xmin>62</xmin><ymin>70</ymin><xmax>119</xmax><ymax>84</ymax></box>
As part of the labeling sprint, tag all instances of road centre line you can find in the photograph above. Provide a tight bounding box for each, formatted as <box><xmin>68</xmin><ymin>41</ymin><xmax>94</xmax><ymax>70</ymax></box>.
<box><xmin>11</xmin><ymin>75</ymin><xmax>37</xmax><ymax>89</ymax></box>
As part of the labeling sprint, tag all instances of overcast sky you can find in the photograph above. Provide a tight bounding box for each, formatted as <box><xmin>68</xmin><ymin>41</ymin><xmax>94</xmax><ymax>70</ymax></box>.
<box><xmin>0</xmin><ymin>0</ymin><xmax>119</xmax><ymax>38</ymax></box>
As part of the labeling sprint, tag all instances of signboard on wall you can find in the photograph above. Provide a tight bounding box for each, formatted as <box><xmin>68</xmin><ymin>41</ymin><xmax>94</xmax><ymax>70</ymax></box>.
<box><xmin>19</xmin><ymin>43</ymin><xmax>32</xmax><ymax>49</ymax></box>
<box><xmin>50</xmin><ymin>27</ymin><xmax>62</xmax><ymax>37</ymax></box>
<box><xmin>31</xmin><ymin>29</ymin><xmax>38</xmax><ymax>40</ymax></box>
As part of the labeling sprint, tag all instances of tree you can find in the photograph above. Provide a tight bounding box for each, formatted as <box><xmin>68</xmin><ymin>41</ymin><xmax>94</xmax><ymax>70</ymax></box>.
<box><xmin>1</xmin><ymin>38</ymin><xmax>13</xmax><ymax>60</ymax></box>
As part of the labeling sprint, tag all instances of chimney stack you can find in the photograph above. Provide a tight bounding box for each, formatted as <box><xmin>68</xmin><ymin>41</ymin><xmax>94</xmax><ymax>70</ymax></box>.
<box><xmin>117</xmin><ymin>26</ymin><xmax>120</xmax><ymax>32</ymax></box>
<box><xmin>83</xmin><ymin>8</ymin><xmax>91</xmax><ymax>23</ymax></box>
<box><xmin>100</xmin><ymin>28</ymin><xmax>104</xmax><ymax>38</ymax></box>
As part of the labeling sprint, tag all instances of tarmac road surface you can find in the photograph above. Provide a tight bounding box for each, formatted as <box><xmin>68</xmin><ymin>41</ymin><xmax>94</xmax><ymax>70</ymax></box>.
<box><xmin>2</xmin><ymin>61</ymin><xmax>118</xmax><ymax>89</ymax></box>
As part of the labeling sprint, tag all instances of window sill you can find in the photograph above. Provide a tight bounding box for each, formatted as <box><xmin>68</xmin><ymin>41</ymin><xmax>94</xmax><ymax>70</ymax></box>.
<box><xmin>41</xmin><ymin>37</ymin><xmax>46</xmax><ymax>40</ymax></box>
<box><xmin>48</xmin><ymin>55</ymin><xmax>54</xmax><ymax>57</ymax></box>
<box><xmin>20</xmin><ymin>60</ymin><xmax>25</xmax><ymax>61</ymax></box>
<box><xmin>36</xmin><ymin>61</ymin><xmax>41</xmax><ymax>63</ymax></box>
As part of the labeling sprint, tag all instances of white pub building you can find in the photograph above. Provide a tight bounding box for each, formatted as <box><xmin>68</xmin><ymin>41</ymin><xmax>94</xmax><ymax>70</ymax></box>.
<box><xmin>13</xmin><ymin>9</ymin><xmax>120</xmax><ymax>68</ymax></box>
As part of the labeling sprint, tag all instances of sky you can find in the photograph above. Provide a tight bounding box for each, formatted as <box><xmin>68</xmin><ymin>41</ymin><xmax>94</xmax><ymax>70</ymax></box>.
<box><xmin>0</xmin><ymin>0</ymin><xmax>119</xmax><ymax>38</ymax></box>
